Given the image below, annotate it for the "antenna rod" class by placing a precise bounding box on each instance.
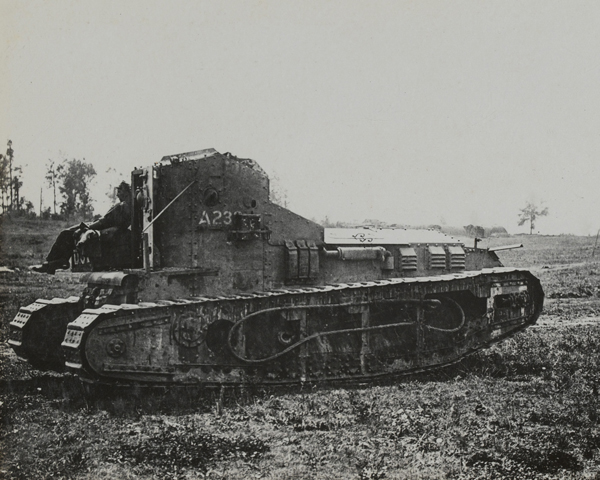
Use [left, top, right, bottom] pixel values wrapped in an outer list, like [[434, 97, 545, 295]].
[[142, 180, 197, 233]]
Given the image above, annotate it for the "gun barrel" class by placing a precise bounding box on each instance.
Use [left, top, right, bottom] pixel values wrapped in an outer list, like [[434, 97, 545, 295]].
[[489, 243, 524, 252]]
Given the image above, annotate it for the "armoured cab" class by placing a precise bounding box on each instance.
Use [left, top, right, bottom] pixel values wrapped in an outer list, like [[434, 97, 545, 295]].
[[89, 148, 503, 302], [130, 149, 323, 299]]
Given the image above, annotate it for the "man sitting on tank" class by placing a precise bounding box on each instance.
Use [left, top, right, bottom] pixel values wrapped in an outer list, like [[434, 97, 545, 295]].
[[32, 182, 132, 274]]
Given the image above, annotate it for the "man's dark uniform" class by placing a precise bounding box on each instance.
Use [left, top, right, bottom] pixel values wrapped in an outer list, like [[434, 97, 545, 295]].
[[33, 183, 131, 274]]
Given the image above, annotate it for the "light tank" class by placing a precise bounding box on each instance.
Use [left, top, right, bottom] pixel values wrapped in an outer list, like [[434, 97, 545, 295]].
[[9, 148, 544, 387]]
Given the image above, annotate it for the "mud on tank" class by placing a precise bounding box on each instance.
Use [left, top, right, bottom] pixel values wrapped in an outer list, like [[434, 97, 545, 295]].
[[9, 148, 544, 386]]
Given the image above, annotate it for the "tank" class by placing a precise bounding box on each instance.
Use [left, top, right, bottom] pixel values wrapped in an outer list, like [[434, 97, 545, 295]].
[[9, 149, 544, 387]]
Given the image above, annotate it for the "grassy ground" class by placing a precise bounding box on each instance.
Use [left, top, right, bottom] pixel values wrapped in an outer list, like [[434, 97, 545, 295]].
[[0, 216, 73, 268], [1, 328, 598, 480], [1, 218, 599, 479]]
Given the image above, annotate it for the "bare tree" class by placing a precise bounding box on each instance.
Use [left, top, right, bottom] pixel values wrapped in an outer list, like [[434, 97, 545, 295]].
[[7, 140, 14, 208], [0, 153, 7, 213], [45, 160, 63, 215], [0, 142, 25, 213], [12, 169, 23, 211], [518, 202, 549, 234]]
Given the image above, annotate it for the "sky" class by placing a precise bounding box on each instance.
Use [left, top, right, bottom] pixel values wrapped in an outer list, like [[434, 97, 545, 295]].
[[1, 0, 599, 235]]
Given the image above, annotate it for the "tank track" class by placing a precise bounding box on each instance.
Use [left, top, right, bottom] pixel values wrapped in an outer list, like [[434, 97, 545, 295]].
[[60, 267, 543, 387], [9, 296, 83, 371]]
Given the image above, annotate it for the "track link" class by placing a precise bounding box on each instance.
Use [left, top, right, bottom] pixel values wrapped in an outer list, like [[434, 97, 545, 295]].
[[9, 296, 83, 371]]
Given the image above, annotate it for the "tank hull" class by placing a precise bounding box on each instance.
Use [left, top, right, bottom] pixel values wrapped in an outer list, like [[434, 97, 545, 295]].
[[57, 267, 542, 386]]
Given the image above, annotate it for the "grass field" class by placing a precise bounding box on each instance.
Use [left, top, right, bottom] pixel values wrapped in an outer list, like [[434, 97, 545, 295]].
[[1, 217, 599, 479]]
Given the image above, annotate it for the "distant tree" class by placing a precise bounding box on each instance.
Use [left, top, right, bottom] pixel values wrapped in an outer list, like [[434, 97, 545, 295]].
[[45, 160, 63, 215], [321, 216, 334, 227], [518, 202, 549, 234], [0, 153, 8, 212], [57, 158, 96, 220], [1, 143, 22, 213], [24, 200, 35, 214], [488, 226, 508, 237], [104, 166, 127, 205], [269, 171, 289, 208], [14, 198, 36, 219], [0, 155, 25, 213], [464, 224, 485, 238], [12, 170, 23, 211], [2, 140, 17, 212], [363, 218, 392, 228]]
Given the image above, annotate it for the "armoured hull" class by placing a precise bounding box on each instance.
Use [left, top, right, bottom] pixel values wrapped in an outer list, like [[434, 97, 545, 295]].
[[29, 268, 540, 386], [9, 149, 544, 388]]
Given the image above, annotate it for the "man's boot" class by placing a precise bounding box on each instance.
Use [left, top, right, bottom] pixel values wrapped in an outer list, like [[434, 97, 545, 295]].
[[31, 260, 70, 275]]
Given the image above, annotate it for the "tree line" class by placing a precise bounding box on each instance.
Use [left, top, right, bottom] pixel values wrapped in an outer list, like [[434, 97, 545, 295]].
[[44, 158, 96, 220], [2, 139, 550, 232], [0, 140, 27, 214], [0, 140, 98, 221]]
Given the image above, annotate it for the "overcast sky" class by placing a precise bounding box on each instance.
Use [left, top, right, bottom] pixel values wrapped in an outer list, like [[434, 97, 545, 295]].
[[2, 0, 599, 235]]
